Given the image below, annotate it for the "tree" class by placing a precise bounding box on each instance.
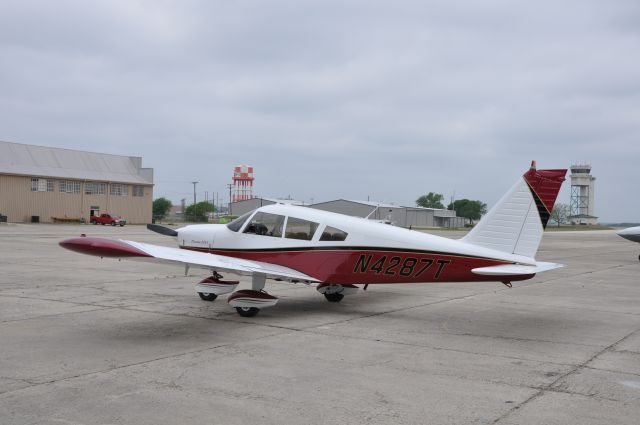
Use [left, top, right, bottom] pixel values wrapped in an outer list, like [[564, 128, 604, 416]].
[[448, 199, 487, 221], [152, 197, 172, 219], [184, 201, 215, 219], [416, 192, 445, 209], [550, 203, 570, 227]]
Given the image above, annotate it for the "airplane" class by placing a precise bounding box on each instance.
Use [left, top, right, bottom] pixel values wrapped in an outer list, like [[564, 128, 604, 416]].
[[60, 161, 567, 317], [617, 226, 640, 261]]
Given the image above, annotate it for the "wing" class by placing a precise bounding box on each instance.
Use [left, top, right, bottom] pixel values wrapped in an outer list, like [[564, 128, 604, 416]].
[[60, 237, 320, 283]]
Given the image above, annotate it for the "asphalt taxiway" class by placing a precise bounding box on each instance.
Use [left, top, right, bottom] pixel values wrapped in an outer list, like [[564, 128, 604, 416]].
[[0, 224, 639, 424]]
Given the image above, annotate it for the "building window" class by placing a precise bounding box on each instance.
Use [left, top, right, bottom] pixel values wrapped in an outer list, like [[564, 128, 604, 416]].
[[31, 178, 53, 192], [132, 185, 144, 197], [110, 183, 129, 196], [85, 182, 106, 195], [59, 180, 81, 194]]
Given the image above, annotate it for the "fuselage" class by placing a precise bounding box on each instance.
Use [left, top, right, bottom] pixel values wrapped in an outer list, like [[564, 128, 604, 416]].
[[175, 204, 536, 285]]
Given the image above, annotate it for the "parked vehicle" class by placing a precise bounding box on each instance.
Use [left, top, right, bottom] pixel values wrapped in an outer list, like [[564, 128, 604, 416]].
[[90, 213, 126, 226]]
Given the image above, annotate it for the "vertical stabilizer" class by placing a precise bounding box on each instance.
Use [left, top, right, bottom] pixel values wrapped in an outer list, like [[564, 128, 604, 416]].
[[462, 162, 566, 259]]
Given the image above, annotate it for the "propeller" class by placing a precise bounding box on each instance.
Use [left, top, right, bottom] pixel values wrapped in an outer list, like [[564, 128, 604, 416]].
[[147, 224, 178, 237]]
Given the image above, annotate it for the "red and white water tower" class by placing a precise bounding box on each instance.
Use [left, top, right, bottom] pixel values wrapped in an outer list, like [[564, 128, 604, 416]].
[[231, 165, 254, 202]]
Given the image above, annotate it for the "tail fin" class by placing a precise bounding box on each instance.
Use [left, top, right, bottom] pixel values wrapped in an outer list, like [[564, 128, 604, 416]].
[[462, 161, 567, 259]]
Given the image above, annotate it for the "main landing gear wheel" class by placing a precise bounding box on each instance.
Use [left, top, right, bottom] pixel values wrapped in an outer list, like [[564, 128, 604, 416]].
[[324, 293, 344, 303], [198, 292, 217, 301], [235, 306, 260, 317]]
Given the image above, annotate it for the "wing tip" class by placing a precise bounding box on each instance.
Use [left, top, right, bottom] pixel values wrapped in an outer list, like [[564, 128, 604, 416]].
[[60, 237, 152, 258]]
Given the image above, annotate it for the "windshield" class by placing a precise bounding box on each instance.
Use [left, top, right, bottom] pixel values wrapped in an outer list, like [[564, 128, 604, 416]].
[[226, 211, 253, 232]]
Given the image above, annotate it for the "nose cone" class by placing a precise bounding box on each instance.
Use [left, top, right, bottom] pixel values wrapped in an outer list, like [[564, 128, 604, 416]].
[[617, 226, 640, 243]]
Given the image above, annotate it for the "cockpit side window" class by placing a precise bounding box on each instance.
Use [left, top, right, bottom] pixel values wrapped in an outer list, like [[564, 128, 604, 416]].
[[226, 211, 253, 232], [243, 212, 285, 237], [320, 226, 348, 241], [285, 217, 319, 241]]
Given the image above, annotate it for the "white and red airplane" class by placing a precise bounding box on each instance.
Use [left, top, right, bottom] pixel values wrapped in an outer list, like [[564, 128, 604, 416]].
[[60, 162, 567, 317]]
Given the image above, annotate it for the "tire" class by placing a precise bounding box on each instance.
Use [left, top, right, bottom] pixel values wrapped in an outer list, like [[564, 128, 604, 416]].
[[198, 292, 217, 301], [120, 223, 125, 227], [111, 222, 116, 226], [324, 293, 344, 303], [235, 307, 260, 317]]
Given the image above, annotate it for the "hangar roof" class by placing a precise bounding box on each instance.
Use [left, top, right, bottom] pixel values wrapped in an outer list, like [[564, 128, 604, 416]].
[[0, 140, 153, 184]]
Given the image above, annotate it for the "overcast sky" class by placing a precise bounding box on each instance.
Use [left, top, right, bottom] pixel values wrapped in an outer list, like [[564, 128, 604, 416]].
[[1, 1, 638, 221]]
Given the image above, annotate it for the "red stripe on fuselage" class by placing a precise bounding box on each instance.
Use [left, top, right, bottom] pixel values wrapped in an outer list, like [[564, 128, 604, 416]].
[[183, 247, 532, 284]]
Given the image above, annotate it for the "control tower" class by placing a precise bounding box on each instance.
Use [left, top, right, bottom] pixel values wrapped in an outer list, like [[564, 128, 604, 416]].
[[569, 164, 597, 225], [231, 165, 254, 202]]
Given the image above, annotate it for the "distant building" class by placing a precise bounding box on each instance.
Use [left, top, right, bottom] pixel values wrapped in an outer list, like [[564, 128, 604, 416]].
[[230, 197, 305, 216], [229, 197, 466, 228], [0, 140, 153, 224], [310, 199, 465, 228], [168, 205, 183, 218], [568, 164, 598, 225]]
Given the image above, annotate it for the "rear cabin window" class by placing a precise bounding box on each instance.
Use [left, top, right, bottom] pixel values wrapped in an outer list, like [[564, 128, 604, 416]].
[[243, 212, 285, 237], [320, 226, 348, 241], [226, 211, 253, 232], [285, 217, 319, 241]]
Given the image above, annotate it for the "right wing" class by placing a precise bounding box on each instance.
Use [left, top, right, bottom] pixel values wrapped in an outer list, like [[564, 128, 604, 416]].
[[60, 236, 320, 283]]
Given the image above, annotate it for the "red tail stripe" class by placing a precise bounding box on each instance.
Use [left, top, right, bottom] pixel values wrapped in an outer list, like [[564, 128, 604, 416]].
[[523, 168, 567, 213]]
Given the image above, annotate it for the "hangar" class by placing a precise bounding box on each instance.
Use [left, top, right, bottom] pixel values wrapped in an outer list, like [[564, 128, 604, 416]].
[[0, 140, 153, 224], [229, 198, 466, 228], [309, 199, 466, 228], [229, 197, 305, 216]]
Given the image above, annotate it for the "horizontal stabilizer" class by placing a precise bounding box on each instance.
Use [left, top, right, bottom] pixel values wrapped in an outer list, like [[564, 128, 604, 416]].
[[471, 262, 563, 276]]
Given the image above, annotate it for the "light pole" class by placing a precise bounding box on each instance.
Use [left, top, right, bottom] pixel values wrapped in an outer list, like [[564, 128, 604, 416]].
[[192, 181, 198, 221], [227, 183, 233, 216]]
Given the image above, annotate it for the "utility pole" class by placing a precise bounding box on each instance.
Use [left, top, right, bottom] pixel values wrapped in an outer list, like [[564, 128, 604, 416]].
[[227, 184, 233, 216], [192, 181, 198, 220]]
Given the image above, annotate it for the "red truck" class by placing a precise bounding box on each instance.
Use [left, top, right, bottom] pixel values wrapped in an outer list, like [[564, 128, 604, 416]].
[[90, 213, 126, 226]]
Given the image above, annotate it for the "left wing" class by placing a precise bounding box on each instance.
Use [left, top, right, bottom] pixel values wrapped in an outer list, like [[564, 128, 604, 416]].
[[60, 237, 320, 283]]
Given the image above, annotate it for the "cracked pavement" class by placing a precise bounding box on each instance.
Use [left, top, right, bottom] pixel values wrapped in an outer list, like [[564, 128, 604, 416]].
[[0, 224, 639, 424]]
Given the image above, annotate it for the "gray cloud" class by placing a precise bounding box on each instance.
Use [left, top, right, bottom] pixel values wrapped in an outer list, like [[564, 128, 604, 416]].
[[1, 0, 638, 221]]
